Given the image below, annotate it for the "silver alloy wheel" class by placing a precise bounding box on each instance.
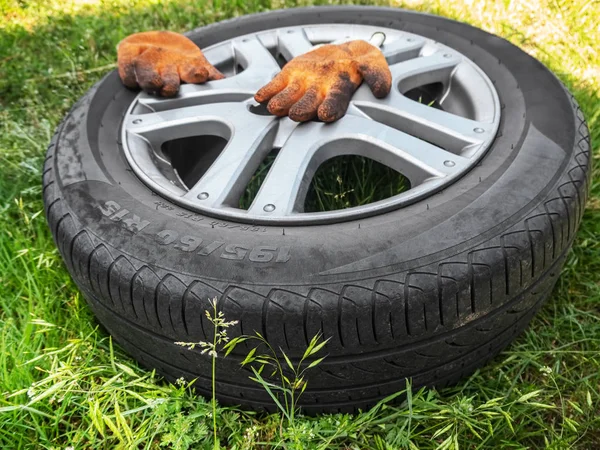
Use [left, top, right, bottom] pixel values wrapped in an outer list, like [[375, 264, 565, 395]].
[[122, 24, 501, 225]]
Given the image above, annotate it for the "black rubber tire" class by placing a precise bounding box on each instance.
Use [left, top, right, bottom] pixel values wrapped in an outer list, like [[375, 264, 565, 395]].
[[43, 6, 591, 414]]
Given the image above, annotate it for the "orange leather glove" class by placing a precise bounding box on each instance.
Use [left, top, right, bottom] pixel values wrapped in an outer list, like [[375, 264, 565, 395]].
[[255, 40, 392, 122], [117, 31, 224, 97]]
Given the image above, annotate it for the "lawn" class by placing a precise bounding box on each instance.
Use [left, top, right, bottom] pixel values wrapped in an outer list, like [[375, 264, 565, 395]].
[[1, 0, 599, 448]]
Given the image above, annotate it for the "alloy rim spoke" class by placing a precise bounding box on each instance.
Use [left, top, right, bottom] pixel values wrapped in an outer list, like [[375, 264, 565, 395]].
[[136, 86, 255, 113], [381, 36, 425, 64], [182, 115, 278, 207], [232, 35, 282, 75], [126, 103, 241, 148], [389, 51, 462, 91], [277, 28, 314, 60], [352, 94, 492, 154], [247, 124, 321, 216]]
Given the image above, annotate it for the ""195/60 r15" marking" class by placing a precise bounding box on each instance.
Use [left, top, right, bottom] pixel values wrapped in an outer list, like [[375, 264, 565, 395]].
[[156, 229, 291, 263]]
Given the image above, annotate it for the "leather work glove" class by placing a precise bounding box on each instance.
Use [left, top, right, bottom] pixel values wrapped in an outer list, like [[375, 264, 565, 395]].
[[117, 31, 224, 97], [255, 40, 392, 122]]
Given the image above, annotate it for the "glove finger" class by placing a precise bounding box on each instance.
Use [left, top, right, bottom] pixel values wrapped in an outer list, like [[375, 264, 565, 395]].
[[254, 73, 288, 104], [159, 65, 180, 97], [288, 88, 324, 122], [117, 43, 142, 88], [358, 54, 392, 98], [132, 47, 165, 94], [179, 57, 209, 84], [267, 81, 305, 117], [208, 66, 226, 80], [202, 56, 225, 81], [186, 51, 225, 81], [318, 76, 357, 122]]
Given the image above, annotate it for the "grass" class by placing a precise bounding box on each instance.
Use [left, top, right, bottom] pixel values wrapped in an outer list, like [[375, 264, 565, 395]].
[[1, 0, 599, 448]]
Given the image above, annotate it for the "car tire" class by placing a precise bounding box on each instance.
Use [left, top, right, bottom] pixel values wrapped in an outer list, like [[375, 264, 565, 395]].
[[43, 6, 591, 413]]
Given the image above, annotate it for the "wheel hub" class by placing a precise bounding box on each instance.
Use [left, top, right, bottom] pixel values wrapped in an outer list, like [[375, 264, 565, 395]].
[[122, 24, 501, 225]]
